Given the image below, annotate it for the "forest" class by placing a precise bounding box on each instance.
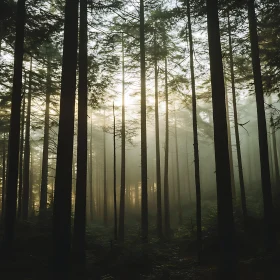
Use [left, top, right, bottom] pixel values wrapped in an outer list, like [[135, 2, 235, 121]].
[[0, 0, 280, 279]]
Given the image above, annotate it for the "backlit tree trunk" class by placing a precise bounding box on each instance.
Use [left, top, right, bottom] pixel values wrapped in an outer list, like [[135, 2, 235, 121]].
[[206, 0, 237, 278]]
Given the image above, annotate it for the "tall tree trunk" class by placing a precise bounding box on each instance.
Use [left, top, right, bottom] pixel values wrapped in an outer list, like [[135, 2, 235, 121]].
[[113, 103, 118, 240], [89, 117, 94, 222], [39, 55, 51, 220], [103, 111, 108, 227], [18, 73, 26, 219], [185, 135, 192, 202], [29, 147, 33, 216], [1, 133, 6, 221], [52, 0, 79, 276], [225, 87, 236, 199], [119, 33, 126, 241], [271, 116, 280, 189], [3, 0, 26, 250], [186, 0, 201, 262], [174, 115, 182, 225], [73, 0, 88, 264], [140, 0, 148, 243], [228, 12, 247, 220], [22, 58, 32, 221], [268, 130, 274, 185], [154, 28, 162, 238], [163, 53, 171, 238], [206, 0, 237, 278], [247, 0, 276, 250], [269, 96, 280, 189]]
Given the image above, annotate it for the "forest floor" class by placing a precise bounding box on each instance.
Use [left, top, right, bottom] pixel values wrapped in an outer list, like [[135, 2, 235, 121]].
[[0, 215, 280, 280]]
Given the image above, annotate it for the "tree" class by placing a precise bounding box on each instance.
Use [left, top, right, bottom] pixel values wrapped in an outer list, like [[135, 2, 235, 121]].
[[1, 132, 6, 222], [2, 0, 26, 251], [39, 52, 52, 220], [52, 0, 79, 276], [163, 43, 170, 238], [247, 0, 276, 250], [140, 0, 148, 243], [103, 110, 108, 227], [154, 27, 162, 239], [206, 0, 237, 278], [73, 0, 88, 264], [227, 11, 247, 221], [186, 0, 202, 262], [119, 32, 126, 241], [17, 73, 26, 219], [113, 102, 118, 240], [22, 57, 32, 220]]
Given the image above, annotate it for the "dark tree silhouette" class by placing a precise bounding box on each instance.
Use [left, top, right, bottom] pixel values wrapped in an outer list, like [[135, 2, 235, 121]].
[[73, 0, 88, 265], [140, 0, 148, 242], [247, 0, 276, 250], [206, 0, 237, 278], [2, 0, 26, 251], [52, 0, 79, 276]]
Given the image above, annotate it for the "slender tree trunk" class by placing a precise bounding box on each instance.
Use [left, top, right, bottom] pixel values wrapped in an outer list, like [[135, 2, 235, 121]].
[[103, 111, 108, 227], [206, 0, 237, 278], [73, 0, 88, 264], [225, 87, 236, 199], [39, 55, 51, 219], [185, 135, 192, 202], [228, 12, 247, 220], [52, 0, 79, 276], [171, 153, 176, 210], [271, 117, 280, 189], [247, 0, 276, 250], [140, 0, 148, 243], [269, 96, 280, 189], [154, 29, 162, 238], [163, 53, 171, 238], [89, 117, 94, 222], [29, 147, 33, 216], [113, 103, 117, 240], [22, 58, 32, 221], [1, 133, 6, 221], [119, 33, 126, 241], [174, 115, 182, 225], [186, 0, 201, 262], [268, 130, 274, 185], [3, 0, 26, 250], [18, 73, 26, 219]]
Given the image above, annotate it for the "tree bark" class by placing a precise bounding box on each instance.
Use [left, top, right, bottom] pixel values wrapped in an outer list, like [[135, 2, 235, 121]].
[[39, 54, 51, 219], [154, 28, 162, 239], [185, 135, 192, 202], [271, 116, 280, 189], [140, 0, 148, 243], [103, 110, 108, 227], [17, 73, 26, 219], [73, 0, 88, 265], [1, 133, 6, 221], [247, 0, 276, 250], [206, 0, 237, 278], [52, 0, 79, 276], [186, 0, 201, 262], [113, 103, 118, 240], [22, 57, 32, 221], [119, 33, 126, 241], [228, 12, 247, 220], [89, 117, 94, 222], [225, 87, 236, 199], [163, 53, 171, 238], [3, 0, 26, 250]]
